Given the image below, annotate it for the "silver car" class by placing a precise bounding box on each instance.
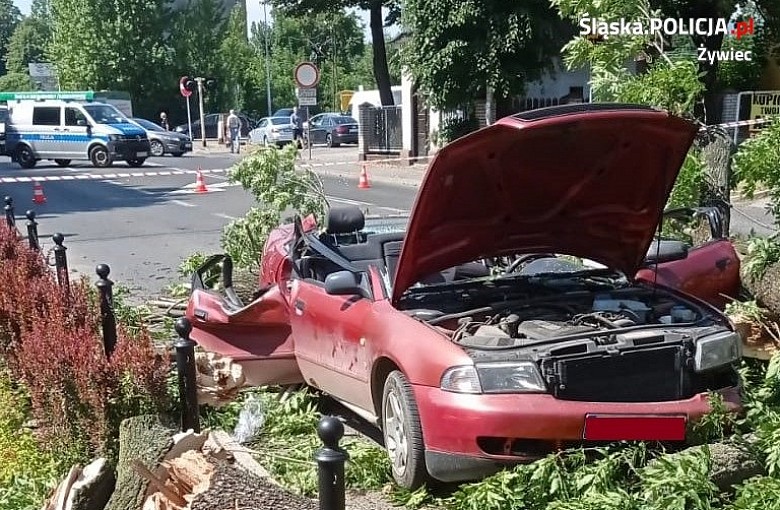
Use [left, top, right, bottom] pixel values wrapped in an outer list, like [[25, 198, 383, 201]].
[[248, 116, 295, 146]]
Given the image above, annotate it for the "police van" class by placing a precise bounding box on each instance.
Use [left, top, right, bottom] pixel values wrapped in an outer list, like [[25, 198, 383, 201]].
[[4, 95, 150, 169]]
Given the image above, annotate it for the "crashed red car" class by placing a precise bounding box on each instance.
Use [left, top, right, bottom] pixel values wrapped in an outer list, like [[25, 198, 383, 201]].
[[186, 104, 743, 489]]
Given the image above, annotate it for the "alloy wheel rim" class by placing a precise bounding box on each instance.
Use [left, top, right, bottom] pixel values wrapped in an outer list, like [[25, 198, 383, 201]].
[[384, 388, 408, 476], [151, 141, 163, 156], [95, 151, 107, 164]]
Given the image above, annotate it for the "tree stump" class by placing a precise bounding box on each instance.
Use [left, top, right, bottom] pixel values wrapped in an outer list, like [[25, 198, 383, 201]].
[[742, 261, 780, 317]]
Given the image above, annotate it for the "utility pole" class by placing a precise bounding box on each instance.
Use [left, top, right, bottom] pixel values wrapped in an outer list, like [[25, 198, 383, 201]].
[[263, 0, 272, 117], [195, 77, 207, 147]]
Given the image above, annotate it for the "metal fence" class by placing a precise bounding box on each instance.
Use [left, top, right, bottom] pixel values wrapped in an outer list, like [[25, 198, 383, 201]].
[[360, 105, 403, 153]]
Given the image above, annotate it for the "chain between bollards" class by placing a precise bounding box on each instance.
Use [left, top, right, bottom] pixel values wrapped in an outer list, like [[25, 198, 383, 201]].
[[315, 416, 349, 510], [25, 210, 39, 251], [4, 196, 15, 229], [52, 233, 69, 294], [95, 264, 117, 357], [174, 317, 200, 433]]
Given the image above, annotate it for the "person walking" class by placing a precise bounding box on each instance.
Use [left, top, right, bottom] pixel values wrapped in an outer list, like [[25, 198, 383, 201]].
[[160, 112, 170, 131], [227, 109, 241, 154], [291, 107, 304, 149]]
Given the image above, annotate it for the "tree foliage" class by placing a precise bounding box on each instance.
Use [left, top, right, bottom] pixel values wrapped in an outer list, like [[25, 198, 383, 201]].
[[271, 0, 399, 105], [402, 0, 568, 110], [4, 16, 50, 75], [0, 0, 21, 76]]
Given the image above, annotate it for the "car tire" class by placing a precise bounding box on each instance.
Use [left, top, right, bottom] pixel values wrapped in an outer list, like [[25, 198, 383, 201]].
[[326, 134, 333, 148], [126, 158, 146, 167], [90, 146, 112, 168], [54, 159, 71, 167], [16, 145, 36, 169], [150, 140, 165, 157], [382, 370, 428, 489], [263, 136, 268, 147]]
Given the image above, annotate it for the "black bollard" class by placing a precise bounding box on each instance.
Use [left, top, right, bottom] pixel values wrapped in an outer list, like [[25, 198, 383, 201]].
[[4, 196, 15, 229], [314, 416, 349, 510], [96, 264, 118, 357], [25, 210, 39, 251], [174, 317, 200, 433], [52, 233, 69, 293]]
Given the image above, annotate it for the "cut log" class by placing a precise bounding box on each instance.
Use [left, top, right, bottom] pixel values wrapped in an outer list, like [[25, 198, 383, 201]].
[[645, 441, 764, 492], [41, 465, 81, 510], [742, 261, 780, 317], [104, 415, 177, 510], [189, 461, 318, 510], [195, 353, 246, 408], [131, 460, 188, 508], [66, 457, 116, 510]]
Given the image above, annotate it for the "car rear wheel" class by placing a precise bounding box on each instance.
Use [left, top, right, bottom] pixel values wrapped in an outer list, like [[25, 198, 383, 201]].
[[16, 145, 36, 169], [382, 370, 428, 489], [150, 140, 164, 157], [90, 146, 112, 168], [126, 158, 146, 167], [54, 159, 71, 167], [326, 134, 333, 147]]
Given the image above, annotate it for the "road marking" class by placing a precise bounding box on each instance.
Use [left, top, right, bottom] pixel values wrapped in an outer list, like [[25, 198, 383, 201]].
[[171, 199, 196, 207], [0, 167, 230, 184], [213, 213, 237, 220]]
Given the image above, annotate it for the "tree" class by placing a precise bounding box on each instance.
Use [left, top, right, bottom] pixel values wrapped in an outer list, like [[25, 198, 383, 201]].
[[0, 0, 21, 76], [219, 3, 257, 111], [401, 0, 568, 110], [0, 71, 33, 90], [271, 0, 399, 106], [5, 17, 51, 75]]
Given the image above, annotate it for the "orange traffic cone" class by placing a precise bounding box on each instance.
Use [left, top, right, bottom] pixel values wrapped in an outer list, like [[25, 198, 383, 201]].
[[194, 169, 209, 193], [358, 165, 371, 189], [32, 181, 46, 204]]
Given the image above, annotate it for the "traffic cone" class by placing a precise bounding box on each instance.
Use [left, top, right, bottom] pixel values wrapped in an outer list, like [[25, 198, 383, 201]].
[[194, 169, 209, 193], [358, 165, 371, 189], [32, 181, 46, 204]]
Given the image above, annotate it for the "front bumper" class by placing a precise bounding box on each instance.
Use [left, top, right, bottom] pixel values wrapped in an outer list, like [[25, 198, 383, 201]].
[[108, 139, 152, 160], [414, 384, 742, 482], [163, 139, 192, 154]]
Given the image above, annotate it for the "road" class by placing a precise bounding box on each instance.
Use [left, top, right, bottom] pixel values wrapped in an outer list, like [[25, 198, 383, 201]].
[[0, 146, 418, 296]]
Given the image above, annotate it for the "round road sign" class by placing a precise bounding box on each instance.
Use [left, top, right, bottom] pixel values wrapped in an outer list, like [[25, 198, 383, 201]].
[[179, 76, 192, 98], [294, 62, 320, 88]]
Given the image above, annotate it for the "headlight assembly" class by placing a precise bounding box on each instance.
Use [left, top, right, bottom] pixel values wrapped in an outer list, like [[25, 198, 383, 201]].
[[440, 362, 547, 394], [694, 331, 741, 372], [108, 134, 121, 142]]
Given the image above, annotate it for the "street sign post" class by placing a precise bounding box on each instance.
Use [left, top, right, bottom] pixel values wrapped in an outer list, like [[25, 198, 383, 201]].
[[296, 87, 317, 106], [294, 62, 320, 160]]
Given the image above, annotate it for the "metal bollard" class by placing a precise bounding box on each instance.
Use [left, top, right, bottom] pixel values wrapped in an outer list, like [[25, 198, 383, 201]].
[[52, 233, 69, 293], [315, 416, 349, 510], [25, 210, 39, 251], [173, 317, 200, 433], [95, 264, 117, 357], [4, 196, 15, 229]]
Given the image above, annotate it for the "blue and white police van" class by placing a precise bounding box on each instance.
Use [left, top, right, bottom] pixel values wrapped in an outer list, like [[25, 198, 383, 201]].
[[2, 92, 151, 169]]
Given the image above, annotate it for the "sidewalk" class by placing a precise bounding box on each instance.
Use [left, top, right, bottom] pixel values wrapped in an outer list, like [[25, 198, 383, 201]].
[[302, 160, 427, 188]]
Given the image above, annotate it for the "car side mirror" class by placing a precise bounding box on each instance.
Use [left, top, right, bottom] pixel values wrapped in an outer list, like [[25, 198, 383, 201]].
[[644, 239, 689, 265], [77, 119, 87, 127], [324, 270, 369, 299]]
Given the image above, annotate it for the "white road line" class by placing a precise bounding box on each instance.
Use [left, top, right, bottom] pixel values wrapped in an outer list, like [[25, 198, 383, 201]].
[[171, 199, 196, 207], [60, 175, 76, 180], [102, 173, 118, 178], [213, 213, 237, 220], [16, 177, 32, 182], [104, 180, 122, 186], [130, 172, 145, 177], [326, 196, 372, 206], [75, 175, 90, 180], [116, 173, 131, 178], [46, 175, 62, 181]]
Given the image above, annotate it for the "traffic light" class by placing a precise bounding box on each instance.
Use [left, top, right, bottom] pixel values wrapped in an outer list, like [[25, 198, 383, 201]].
[[184, 78, 197, 92], [205, 78, 217, 90]]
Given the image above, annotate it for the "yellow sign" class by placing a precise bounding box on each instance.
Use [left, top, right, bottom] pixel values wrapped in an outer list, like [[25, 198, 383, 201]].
[[749, 91, 780, 135], [339, 90, 354, 113]]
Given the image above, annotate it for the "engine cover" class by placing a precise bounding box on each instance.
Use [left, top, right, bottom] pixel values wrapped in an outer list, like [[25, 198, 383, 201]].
[[516, 320, 594, 340]]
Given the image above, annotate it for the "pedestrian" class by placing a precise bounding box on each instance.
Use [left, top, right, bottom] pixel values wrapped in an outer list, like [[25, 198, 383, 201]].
[[291, 107, 304, 149], [160, 112, 170, 131], [227, 109, 241, 154]]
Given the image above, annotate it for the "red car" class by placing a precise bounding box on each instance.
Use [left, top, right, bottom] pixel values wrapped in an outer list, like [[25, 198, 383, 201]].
[[186, 104, 743, 489]]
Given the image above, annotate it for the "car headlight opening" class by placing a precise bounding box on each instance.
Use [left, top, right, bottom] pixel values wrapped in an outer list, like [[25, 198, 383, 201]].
[[441, 362, 547, 394], [108, 134, 121, 142], [694, 331, 741, 372]]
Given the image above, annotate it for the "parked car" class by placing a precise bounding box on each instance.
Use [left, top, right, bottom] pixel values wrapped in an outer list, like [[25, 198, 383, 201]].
[[130, 117, 192, 157], [303, 113, 359, 147], [248, 117, 295, 146], [272, 108, 294, 118], [185, 104, 743, 489], [174, 113, 251, 140]]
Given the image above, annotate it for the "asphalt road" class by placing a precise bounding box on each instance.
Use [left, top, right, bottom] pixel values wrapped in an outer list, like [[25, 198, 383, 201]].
[[0, 146, 417, 296]]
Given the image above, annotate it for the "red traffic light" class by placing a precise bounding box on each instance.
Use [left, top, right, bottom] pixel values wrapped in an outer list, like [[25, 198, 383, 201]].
[[179, 76, 194, 97]]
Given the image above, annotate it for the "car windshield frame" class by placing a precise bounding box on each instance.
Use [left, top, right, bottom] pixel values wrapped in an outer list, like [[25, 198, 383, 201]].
[[133, 118, 166, 132], [269, 117, 290, 125], [84, 104, 129, 124]]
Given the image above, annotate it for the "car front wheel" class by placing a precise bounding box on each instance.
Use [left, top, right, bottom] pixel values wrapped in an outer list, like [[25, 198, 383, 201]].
[[16, 145, 36, 169], [90, 146, 112, 168], [382, 370, 428, 489], [150, 140, 165, 157]]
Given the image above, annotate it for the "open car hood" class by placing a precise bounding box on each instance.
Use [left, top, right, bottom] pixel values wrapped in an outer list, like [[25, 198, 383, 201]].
[[391, 104, 699, 304]]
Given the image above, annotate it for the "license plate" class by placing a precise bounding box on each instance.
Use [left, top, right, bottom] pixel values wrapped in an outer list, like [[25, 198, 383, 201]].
[[184, 143, 192, 148], [137, 151, 148, 157], [350, 128, 357, 132], [583, 414, 687, 441]]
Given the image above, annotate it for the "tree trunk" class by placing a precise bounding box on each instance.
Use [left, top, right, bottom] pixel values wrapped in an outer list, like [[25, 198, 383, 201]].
[[369, 0, 394, 106]]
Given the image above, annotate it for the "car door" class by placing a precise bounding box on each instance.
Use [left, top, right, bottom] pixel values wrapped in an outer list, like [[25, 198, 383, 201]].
[[62, 106, 89, 159], [255, 119, 268, 143], [288, 275, 374, 406], [307, 115, 324, 144], [635, 207, 740, 309], [205, 114, 219, 138], [31, 106, 61, 158]]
